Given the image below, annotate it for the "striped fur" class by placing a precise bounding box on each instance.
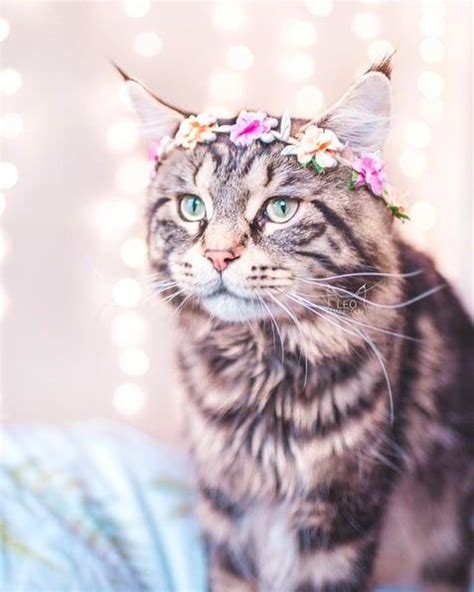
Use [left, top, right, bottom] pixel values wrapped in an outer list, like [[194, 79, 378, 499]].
[[135, 64, 473, 591]]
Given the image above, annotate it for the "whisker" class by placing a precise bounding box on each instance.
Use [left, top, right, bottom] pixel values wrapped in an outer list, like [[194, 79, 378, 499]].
[[174, 293, 194, 316], [256, 295, 277, 354], [302, 269, 423, 282], [319, 305, 420, 342], [162, 289, 184, 304], [259, 294, 285, 361], [285, 291, 395, 424], [266, 290, 309, 386]]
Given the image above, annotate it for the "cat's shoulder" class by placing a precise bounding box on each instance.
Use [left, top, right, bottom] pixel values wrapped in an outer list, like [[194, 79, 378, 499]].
[[397, 239, 472, 340]]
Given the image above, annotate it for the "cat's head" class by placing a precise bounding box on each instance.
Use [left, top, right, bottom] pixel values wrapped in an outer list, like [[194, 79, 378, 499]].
[[123, 58, 401, 324]]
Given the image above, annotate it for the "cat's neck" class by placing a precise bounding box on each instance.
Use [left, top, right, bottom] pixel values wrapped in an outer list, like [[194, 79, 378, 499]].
[[178, 306, 399, 369]]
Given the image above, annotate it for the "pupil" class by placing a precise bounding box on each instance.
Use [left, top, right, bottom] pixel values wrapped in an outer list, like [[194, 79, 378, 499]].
[[191, 198, 199, 213], [279, 200, 287, 214]]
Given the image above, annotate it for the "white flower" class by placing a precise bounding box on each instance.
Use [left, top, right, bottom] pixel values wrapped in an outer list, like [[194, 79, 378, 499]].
[[175, 113, 218, 149], [293, 125, 343, 168]]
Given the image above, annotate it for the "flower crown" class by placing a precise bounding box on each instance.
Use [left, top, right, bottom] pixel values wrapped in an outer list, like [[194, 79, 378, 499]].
[[150, 110, 408, 221]]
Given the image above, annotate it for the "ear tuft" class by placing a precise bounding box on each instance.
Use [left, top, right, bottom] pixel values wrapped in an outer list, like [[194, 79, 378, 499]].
[[365, 52, 395, 80], [111, 61, 133, 82], [317, 69, 392, 153], [112, 64, 186, 143]]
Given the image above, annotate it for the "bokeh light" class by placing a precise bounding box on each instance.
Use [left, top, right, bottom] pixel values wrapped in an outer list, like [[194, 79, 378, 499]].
[[280, 53, 315, 82], [225, 45, 254, 71], [419, 97, 444, 123], [0, 18, 10, 42], [304, 0, 333, 17], [119, 348, 149, 376], [0, 229, 8, 262], [113, 383, 146, 415], [404, 120, 432, 149], [112, 311, 147, 347], [107, 118, 139, 153], [121, 237, 148, 268], [0, 69, 22, 95], [113, 278, 142, 308], [352, 12, 381, 40], [0, 287, 8, 321], [134, 32, 162, 57], [0, 162, 19, 190], [418, 71, 444, 99], [115, 156, 150, 194], [91, 198, 138, 240], [420, 14, 445, 37], [410, 200, 437, 232], [123, 0, 151, 18], [0, 113, 23, 138], [211, 3, 244, 32], [419, 38, 445, 64], [282, 19, 317, 48], [399, 148, 427, 178]]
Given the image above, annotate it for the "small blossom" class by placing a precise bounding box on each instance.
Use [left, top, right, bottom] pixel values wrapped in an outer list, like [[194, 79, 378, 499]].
[[229, 111, 278, 147], [293, 125, 343, 169], [149, 136, 172, 162], [175, 114, 218, 149], [148, 136, 173, 178], [352, 152, 386, 196]]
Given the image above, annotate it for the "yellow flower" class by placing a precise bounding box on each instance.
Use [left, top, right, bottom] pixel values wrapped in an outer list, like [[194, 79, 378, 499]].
[[295, 125, 343, 167], [175, 114, 218, 149]]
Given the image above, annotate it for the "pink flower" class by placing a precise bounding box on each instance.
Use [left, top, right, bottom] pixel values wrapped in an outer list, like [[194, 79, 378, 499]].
[[352, 153, 386, 196], [229, 111, 278, 147]]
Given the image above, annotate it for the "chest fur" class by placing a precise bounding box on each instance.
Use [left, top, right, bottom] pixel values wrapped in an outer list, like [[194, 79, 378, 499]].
[[179, 340, 392, 501]]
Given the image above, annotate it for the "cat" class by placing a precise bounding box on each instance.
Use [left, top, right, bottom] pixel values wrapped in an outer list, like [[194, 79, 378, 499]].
[[119, 57, 473, 591]]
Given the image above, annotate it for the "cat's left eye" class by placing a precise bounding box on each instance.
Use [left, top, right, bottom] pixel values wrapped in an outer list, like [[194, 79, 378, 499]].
[[179, 195, 206, 222], [265, 197, 299, 223]]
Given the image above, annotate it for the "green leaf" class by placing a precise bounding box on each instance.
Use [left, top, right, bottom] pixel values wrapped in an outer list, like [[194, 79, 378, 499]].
[[388, 204, 410, 221], [311, 158, 324, 174], [348, 170, 359, 190]]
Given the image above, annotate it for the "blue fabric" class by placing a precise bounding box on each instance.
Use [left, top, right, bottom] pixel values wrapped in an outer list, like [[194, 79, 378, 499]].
[[0, 421, 206, 592], [0, 421, 460, 592]]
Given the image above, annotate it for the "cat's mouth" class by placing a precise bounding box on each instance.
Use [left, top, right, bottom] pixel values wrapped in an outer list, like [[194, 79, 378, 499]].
[[201, 287, 268, 322], [207, 287, 258, 303]]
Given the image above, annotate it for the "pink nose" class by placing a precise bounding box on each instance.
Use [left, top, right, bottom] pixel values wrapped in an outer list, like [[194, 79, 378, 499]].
[[205, 248, 241, 272]]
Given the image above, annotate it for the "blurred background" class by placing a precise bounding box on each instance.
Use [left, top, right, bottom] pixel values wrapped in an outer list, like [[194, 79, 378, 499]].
[[1, 0, 472, 442]]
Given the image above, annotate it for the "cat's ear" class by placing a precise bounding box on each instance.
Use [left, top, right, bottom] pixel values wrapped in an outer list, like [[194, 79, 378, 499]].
[[317, 58, 393, 152], [113, 63, 186, 142]]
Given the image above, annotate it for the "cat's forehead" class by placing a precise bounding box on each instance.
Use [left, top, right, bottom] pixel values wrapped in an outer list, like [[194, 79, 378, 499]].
[[155, 134, 332, 210]]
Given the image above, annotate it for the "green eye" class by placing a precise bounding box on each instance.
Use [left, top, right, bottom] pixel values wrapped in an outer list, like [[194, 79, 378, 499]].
[[265, 198, 299, 223], [179, 195, 206, 221]]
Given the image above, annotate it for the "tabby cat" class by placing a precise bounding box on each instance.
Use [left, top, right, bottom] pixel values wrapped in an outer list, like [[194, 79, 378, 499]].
[[120, 58, 473, 591]]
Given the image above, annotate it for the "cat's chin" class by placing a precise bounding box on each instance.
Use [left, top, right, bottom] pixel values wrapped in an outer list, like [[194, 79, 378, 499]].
[[201, 292, 268, 322]]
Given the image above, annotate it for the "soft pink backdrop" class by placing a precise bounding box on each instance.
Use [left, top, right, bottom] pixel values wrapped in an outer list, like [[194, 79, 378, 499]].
[[1, 0, 472, 441]]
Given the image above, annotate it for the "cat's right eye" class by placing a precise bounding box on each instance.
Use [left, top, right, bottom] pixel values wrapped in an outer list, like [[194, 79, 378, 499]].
[[179, 195, 206, 222]]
